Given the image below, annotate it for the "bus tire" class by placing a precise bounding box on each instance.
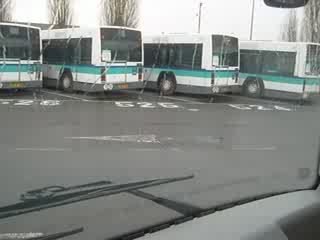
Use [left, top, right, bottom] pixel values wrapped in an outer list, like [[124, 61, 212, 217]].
[[60, 72, 73, 93], [159, 73, 176, 96], [242, 78, 264, 98]]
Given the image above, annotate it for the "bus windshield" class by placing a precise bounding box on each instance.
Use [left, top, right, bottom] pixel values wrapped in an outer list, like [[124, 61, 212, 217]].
[[0, 25, 40, 61], [306, 44, 320, 76], [212, 35, 239, 67], [100, 28, 142, 62]]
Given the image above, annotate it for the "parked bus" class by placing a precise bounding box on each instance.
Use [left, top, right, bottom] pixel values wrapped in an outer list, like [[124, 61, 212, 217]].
[[240, 41, 320, 100], [41, 26, 143, 93], [0, 23, 42, 90], [143, 34, 240, 96]]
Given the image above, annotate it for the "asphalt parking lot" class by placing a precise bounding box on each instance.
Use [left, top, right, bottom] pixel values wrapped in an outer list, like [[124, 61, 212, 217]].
[[1, 87, 320, 238]]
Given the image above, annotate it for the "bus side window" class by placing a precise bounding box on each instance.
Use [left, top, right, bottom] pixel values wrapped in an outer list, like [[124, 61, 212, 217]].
[[159, 45, 168, 67], [43, 39, 65, 64], [262, 51, 278, 74], [240, 50, 262, 74], [80, 38, 92, 64], [174, 44, 202, 70], [143, 44, 156, 67], [261, 51, 296, 76], [168, 45, 176, 67], [66, 39, 79, 64]]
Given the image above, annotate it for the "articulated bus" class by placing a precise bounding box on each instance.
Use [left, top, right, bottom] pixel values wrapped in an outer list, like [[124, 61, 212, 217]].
[[0, 23, 42, 90], [41, 26, 143, 93], [240, 41, 320, 100], [143, 34, 240, 96]]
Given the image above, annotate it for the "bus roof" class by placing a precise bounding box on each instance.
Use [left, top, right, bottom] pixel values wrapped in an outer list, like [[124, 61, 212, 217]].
[[41, 26, 141, 40], [144, 33, 238, 44], [240, 40, 320, 52], [0, 22, 41, 31]]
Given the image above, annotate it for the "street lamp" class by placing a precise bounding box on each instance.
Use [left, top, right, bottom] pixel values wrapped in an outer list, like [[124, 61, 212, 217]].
[[198, 2, 203, 33], [249, 0, 256, 40]]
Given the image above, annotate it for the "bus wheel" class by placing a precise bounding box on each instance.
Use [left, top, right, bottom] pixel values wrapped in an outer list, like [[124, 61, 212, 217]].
[[61, 73, 73, 93], [243, 78, 264, 98], [159, 75, 176, 96]]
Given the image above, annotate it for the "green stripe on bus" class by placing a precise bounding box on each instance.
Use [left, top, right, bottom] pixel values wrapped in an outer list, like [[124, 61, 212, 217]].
[[0, 64, 34, 73], [51, 64, 136, 75], [240, 73, 320, 86], [151, 68, 235, 79]]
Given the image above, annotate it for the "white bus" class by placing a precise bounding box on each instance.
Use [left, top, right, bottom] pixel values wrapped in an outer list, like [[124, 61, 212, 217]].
[[41, 26, 144, 93], [143, 34, 240, 95], [240, 41, 320, 99], [0, 23, 42, 90]]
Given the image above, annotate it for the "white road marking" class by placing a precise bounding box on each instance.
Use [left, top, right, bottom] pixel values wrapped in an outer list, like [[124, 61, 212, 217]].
[[162, 96, 204, 104], [232, 146, 277, 151], [0, 233, 44, 239], [41, 90, 89, 101], [157, 102, 181, 108], [128, 148, 162, 152], [65, 135, 161, 143], [188, 108, 200, 112], [228, 104, 293, 112], [15, 148, 72, 152]]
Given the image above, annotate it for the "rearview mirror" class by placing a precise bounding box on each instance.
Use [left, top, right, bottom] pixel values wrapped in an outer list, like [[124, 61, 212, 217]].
[[264, 0, 309, 8]]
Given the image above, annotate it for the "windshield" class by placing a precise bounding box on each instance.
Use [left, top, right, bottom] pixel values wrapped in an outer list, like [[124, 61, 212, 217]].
[[100, 28, 142, 62], [212, 35, 239, 67], [0, 1, 319, 240], [0, 25, 40, 60], [306, 44, 320, 75]]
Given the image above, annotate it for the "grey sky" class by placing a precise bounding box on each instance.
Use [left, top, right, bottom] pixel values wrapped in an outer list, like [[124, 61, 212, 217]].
[[13, 0, 296, 40]]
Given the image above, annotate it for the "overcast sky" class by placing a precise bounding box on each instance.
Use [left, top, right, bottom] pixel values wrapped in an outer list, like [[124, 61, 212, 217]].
[[13, 0, 300, 40]]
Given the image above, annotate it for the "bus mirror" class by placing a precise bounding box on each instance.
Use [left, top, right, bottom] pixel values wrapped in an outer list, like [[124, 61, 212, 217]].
[[212, 56, 219, 66], [264, 0, 309, 8], [102, 50, 112, 62]]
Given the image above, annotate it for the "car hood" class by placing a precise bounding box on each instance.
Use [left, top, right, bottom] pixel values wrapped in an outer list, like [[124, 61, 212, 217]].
[[0, 193, 182, 240]]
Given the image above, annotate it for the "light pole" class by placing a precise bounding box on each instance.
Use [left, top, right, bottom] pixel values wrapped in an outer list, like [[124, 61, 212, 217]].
[[249, 0, 256, 40], [198, 2, 203, 33]]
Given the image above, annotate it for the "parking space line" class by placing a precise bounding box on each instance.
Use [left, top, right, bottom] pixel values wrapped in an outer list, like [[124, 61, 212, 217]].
[[162, 96, 204, 104], [216, 93, 293, 105], [40, 90, 90, 101], [231, 146, 277, 151], [16, 148, 72, 152]]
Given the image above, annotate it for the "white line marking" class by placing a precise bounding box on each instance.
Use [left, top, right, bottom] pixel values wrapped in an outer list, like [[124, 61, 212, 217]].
[[16, 148, 72, 152], [162, 96, 204, 104], [129, 147, 184, 152], [188, 109, 200, 112], [232, 146, 277, 151], [41, 90, 89, 101], [65, 135, 161, 143], [128, 148, 162, 152]]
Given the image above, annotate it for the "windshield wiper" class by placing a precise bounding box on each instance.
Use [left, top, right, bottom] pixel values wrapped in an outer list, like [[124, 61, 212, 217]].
[[0, 175, 194, 219], [27, 227, 83, 240], [129, 190, 202, 215]]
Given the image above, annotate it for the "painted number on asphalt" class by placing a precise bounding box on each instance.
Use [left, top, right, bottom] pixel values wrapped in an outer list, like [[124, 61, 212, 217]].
[[14, 100, 34, 106], [1, 100, 62, 107], [115, 102, 181, 109], [228, 104, 292, 112]]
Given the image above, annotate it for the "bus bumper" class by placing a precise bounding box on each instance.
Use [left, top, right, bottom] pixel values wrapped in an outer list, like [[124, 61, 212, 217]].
[[0, 81, 42, 89], [73, 81, 144, 93]]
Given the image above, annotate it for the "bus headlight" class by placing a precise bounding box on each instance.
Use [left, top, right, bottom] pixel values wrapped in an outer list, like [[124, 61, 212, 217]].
[[0, 83, 3, 89]]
